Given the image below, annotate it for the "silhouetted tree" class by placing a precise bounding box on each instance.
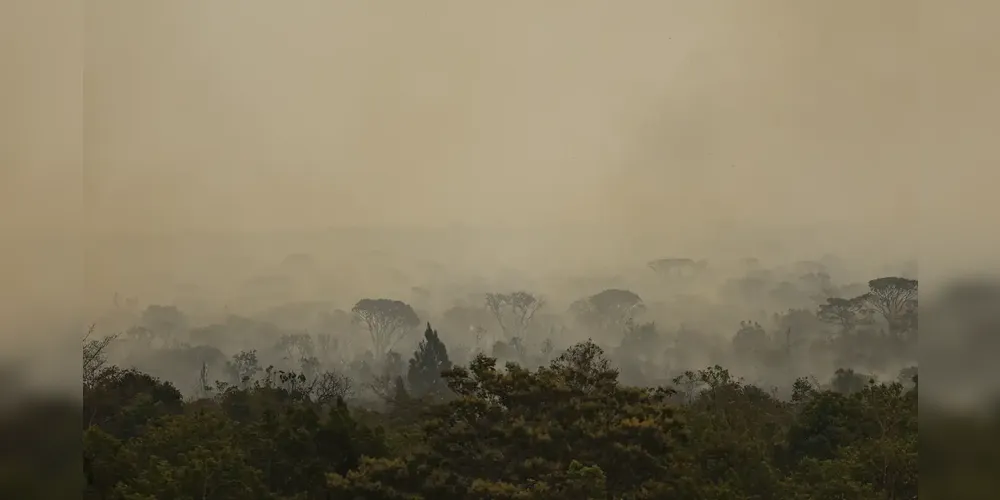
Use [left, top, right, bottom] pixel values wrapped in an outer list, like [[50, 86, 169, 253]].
[[139, 304, 188, 339], [733, 320, 769, 355], [83, 326, 118, 388], [618, 320, 661, 363], [352, 298, 420, 361], [484, 291, 544, 340], [863, 277, 918, 337], [817, 296, 868, 335], [570, 288, 645, 335], [225, 349, 262, 389], [407, 323, 453, 399]]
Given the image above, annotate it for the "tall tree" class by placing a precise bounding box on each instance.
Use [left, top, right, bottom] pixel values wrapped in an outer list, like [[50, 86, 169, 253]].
[[863, 277, 918, 336], [407, 323, 453, 399], [352, 298, 420, 361], [817, 297, 868, 335], [569, 288, 645, 335], [83, 325, 118, 388], [484, 291, 544, 340], [329, 340, 695, 499]]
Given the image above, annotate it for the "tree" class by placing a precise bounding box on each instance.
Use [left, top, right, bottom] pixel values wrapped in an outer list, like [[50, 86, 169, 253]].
[[123, 325, 156, 348], [569, 288, 645, 335], [276, 332, 315, 363], [484, 291, 544, 340], [617, 320, 661, 367], [829, 368, 872, 395], [225, 350, 263, 389], [328, 340, 696, 499], [732, 320, 769, 355], [798, 271, 837, 302], [310, 370, 355, 404], [899, 298, 918, 341], [817, 297, 868, 335], [99, 410, 270, 500], [83, 325, 118, 388], [81, 350, 920, 499], [407, 323, 453, 399], [352, 298, 421, 361], [85, 386, 387, 500], [83, 366, 184, 439], [774, 308, 823, 339], [863, 277, 918, 336], [783, 377, 916, 500], [139, 304, 187, 338], [371, 351, 409, 407]]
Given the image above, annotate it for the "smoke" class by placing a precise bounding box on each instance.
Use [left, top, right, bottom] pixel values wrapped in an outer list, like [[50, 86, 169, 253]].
[[3, 0, 995, 344], [81, 1, 913, 233]]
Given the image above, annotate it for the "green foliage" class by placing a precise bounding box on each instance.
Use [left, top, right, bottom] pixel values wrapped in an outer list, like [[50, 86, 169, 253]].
[[85, 338, 918, 500], [84, 362, 386, 500], [83, 366, 184, 439], [225, 349, 263, 389], [407, 323, 453, 399], [337, 343, 693, 498]]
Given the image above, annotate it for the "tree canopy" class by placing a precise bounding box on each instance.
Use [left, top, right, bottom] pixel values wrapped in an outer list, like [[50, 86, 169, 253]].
[[407, 322, 453, 399], [352, 298, 421, 361], [83, 336, 918, 500], [569, 288, 645, 335]]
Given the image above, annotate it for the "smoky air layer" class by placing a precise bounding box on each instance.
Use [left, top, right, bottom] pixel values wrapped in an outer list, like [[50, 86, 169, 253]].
[[81, 2, 916, 285], [2, 1, 996, 376], [83, 2, 919, 230]]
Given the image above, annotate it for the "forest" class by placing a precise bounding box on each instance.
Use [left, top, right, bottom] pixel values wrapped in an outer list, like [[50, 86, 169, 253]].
[[0, 251, 990, 499], [7, 1, 1000, 497], [64, 254, 935, 499]]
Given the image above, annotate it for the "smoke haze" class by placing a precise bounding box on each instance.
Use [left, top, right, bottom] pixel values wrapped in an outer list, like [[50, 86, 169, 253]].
[[82, 1, 918, 232], [2, 0, 995, 359]]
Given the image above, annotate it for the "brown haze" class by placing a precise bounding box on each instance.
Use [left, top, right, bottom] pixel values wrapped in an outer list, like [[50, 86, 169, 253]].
[[1, 1, 997, 382]]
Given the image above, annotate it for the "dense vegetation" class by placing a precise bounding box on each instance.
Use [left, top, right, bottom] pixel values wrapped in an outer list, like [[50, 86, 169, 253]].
[[82, 265, 925, 500], [0, 261, 965, 499], [84, 338, 917, 499], [60, 256, 1000, 499]]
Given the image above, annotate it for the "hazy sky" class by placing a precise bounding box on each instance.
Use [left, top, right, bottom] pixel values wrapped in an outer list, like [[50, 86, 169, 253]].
[[78, 1, 922, 234], [2, 1, 998, 346]]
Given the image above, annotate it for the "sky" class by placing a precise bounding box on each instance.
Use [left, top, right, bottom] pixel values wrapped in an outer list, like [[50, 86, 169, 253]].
[[77, 1, 921, 233], [1, 0, 997, 352]]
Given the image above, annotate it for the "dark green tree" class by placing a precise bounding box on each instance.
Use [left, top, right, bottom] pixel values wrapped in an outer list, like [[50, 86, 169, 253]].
[[407, 323, 453, 399], [329, 340, 698, 499], [83, 366, 184, 439]]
